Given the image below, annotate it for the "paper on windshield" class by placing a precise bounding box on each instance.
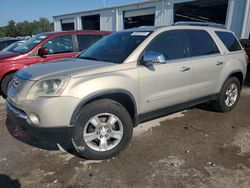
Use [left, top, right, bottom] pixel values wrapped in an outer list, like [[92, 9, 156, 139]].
[[131, 32, 150, 36]]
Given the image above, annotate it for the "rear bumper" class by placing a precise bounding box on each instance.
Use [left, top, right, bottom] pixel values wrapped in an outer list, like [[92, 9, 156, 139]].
[[6, 100, 72, 142]]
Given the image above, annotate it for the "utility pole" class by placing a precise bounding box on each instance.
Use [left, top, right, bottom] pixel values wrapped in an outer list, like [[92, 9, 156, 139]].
[[102, 0, 106, 7]]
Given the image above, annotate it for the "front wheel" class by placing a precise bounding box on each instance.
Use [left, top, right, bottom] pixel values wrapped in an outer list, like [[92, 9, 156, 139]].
[[71, 99, 133, 160], [213, 77, 241, 112], [1, 73, 15, 98]]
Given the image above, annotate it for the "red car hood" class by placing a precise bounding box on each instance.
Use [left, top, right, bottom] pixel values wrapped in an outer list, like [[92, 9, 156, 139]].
[[0, 51, 19, 61]]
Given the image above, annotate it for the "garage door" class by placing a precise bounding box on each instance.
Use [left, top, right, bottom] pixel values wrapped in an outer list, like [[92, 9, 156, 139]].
[[124, 8, 155, 29], [61, 18, 75, 31]]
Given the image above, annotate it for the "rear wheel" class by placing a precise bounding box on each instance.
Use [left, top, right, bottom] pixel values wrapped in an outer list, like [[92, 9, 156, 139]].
[[71, 99, 133, 160], [213, 77, 241, 112], [1, 73, 15, 98]]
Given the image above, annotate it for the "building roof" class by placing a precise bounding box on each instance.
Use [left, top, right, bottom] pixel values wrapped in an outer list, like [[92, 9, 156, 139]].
[[53, 0, 159, 18]]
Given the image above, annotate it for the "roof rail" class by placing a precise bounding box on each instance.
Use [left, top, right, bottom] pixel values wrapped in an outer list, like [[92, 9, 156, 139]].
[[174, 22, 226, 29]]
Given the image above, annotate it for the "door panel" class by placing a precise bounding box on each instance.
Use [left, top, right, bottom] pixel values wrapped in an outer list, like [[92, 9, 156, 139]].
[[190, 55, 224, 100], [138, 30, 192, 114], [183, 29, 224, 100], [37, 52, 77, 63], [139, 61, 192, 114]]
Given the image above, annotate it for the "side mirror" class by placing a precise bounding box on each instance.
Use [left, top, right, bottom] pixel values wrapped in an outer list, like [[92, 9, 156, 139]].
[[142, 51, 166, 65], [38, 47, 49, 56]]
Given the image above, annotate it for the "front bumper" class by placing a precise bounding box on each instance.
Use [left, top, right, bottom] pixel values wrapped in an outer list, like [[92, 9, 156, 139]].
[[6, 100, 73, 142], [7, 95, 80, 128]]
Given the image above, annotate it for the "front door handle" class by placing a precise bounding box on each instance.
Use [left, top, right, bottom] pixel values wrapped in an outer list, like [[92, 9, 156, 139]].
[[180, 66, 191, 72], [216, 61, 224, 66]]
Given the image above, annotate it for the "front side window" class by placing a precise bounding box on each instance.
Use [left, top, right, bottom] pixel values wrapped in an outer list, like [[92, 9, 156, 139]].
[[77, 31, 151, 64], [41, 35, 74, 55], [145, 30, 188, 61], [77, 34, 103, 52], [216, 31, 242, 52], [184, 30, 220, 57]]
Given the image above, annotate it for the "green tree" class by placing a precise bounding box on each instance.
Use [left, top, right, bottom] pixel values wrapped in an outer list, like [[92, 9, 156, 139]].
[[0, 27, 5, 37], [1, 18, 54, 38], [5, 20, 17, 37]]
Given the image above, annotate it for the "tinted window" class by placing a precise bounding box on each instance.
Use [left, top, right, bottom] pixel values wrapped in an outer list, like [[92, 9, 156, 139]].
[[216, 31, 242, 52], [185, 30, 220, 57], [42, 35, 74, 54], [145, 30, 188, 60], [77, 34, 103, 51]]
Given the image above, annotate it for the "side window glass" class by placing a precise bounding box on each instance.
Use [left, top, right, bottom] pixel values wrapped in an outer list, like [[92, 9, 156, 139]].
[[0, 42, 6, 49], [41, 35, 74, 55], [77, 34, 103, 52], [215, 31, 242, 52], [145, 30, 188, 61], [185, 30, 220, 57]]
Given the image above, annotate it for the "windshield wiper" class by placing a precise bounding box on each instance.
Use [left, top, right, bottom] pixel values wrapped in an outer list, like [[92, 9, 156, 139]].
[[78, 56, 99, 61]]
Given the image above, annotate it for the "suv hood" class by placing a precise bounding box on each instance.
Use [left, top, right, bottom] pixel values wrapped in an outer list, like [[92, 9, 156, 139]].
[[0, 51, 19, 61], [17, 58, 117, 80]]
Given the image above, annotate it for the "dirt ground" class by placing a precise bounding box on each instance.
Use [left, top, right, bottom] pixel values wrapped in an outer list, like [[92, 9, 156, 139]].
[[0, 70, 250, 188]]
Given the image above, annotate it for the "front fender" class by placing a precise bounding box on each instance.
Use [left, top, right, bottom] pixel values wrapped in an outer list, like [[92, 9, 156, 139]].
[[0, 63, 28, 81]]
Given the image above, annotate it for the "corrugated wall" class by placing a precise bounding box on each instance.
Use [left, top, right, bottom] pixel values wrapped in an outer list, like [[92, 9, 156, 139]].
[[53, 0, 250, 38]]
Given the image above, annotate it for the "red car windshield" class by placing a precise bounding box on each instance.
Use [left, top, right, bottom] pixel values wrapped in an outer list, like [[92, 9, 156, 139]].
[[12, 33, 51, 54]]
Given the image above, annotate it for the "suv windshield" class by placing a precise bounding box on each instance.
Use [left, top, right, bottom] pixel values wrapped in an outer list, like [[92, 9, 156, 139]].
[[77, 31, 151, 64], [12, 33, 51, 54]]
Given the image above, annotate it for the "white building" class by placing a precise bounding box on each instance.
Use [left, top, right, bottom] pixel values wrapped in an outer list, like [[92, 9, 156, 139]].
[[53, 0, 250, 39]]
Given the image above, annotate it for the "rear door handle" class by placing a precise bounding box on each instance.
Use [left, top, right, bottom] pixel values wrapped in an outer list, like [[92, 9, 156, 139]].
[[216, 61, 224, 66], [180, 66, 191, 72]]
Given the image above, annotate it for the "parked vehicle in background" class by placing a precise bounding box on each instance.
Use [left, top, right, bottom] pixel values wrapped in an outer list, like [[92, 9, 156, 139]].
[[239, 39, 250, 64], [0, 30, 110, 97], [16, 36, 31, 40], [0, 40, 26, 53], [0, 39, 21, 51], [6, 23, 247, 160]]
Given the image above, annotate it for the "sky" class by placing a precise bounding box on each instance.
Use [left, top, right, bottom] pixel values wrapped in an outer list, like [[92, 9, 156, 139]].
[[0, 0, 142, 27]]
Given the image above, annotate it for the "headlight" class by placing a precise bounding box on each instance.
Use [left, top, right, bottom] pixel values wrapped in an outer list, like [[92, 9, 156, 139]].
[[27, 76, 70, 100]]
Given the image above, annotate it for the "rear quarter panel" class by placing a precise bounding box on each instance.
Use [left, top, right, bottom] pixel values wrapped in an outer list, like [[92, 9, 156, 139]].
[[216, 51, 247, 92]]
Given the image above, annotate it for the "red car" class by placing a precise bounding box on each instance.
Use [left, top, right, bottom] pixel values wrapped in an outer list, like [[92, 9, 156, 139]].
[[0, 30, 110, 97]]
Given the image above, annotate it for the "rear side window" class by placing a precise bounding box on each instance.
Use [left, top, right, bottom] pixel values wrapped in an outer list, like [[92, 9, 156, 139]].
[[215, 31, 242, 52], [145, 30, 188, 61], [77, 34, 103, 51], [184, 30, 220, 57]]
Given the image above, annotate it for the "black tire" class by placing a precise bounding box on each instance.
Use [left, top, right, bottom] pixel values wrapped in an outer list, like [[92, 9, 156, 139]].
[[1, 73, 15, 98], [70, 99, 133, 160], [213, 77, 241, 112]]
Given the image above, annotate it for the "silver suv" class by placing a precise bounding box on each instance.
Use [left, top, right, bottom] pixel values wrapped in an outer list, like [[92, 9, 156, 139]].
[[6, 23, 248, 159]]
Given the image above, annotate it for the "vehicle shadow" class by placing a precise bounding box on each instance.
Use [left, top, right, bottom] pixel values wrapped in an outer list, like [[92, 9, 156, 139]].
[[5, 117, 59, 151], [0, 174, 20, 188]]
